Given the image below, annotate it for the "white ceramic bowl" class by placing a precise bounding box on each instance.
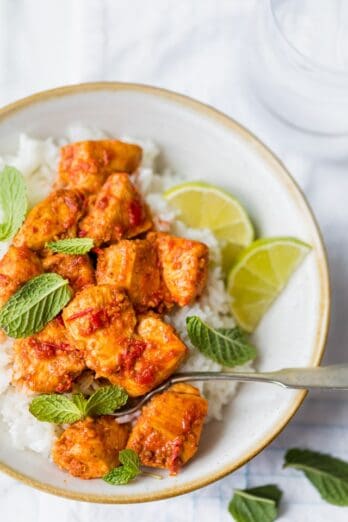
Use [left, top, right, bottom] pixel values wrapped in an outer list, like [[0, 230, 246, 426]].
[[0, 83, 330, 503]]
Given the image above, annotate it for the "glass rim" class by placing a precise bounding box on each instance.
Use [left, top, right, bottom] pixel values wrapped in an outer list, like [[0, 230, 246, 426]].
[[267, 0, 348, 81]]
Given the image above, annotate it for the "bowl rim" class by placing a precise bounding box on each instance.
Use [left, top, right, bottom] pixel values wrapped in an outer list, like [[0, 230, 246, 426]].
[[0, 81, 330, 503]]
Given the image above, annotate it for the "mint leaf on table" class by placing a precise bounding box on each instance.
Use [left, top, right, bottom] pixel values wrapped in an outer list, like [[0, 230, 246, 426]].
[[29, 394, 84, 424], [103, 449, 141, 485], [186, 316, 257, 367], [29, 386, 128, 424], [0, 166, 27, 242], [0, 273, 72, 338], [284, 448, 348, 506], [46, 238, 94, 255], [85, 385, 128, 416], [228, 485, 282, 522]]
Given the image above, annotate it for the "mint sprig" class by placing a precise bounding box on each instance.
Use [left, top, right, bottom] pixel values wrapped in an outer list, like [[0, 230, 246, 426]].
[[85, 386, 128, 416], [71, 393, 88, 415], [284, 448, 348, 506], [0, 273, 72, 338], [229, 485, 282, 522], [29, 385, 128, 424], [186, 316, 257, 367], [29, 394, 84, 424], [103, 449, 141, 485], [0, 166, 27, 242], [46, 238, 94, 255]]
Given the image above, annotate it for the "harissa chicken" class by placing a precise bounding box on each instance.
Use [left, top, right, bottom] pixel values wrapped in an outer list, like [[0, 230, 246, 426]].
[[0, 138, 210, 479]]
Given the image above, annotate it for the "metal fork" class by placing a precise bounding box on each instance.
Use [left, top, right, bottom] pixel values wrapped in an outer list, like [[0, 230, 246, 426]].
[[111, 364, 348, 417]]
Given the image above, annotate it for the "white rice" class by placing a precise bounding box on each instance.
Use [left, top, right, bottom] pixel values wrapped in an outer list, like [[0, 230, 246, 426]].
[[0, 388, 55, 456], [0, 127, 248, 456]]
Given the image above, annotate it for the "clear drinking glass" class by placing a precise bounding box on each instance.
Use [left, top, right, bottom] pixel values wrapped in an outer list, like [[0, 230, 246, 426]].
[[245, 0, 348, 140]]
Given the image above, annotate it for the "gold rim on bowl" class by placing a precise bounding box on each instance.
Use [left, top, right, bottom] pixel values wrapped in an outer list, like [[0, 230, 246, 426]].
[[0, 82, 330, 503]]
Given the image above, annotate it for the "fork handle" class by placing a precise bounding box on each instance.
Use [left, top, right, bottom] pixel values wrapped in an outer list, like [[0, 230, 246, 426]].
[[170, 365, 348, 390]]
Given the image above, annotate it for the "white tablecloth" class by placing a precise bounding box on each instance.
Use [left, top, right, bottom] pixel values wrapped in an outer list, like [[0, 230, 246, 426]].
[[1, 1, 348, 520]]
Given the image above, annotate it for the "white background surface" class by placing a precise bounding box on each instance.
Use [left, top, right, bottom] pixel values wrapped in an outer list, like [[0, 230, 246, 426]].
[[1, 0, 348, 520]]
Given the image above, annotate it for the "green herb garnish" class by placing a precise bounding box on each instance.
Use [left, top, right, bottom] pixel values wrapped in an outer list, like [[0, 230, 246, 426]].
[[103, 449, 141, 485], [85, 385, 128, 416], [186, 316, 257, 367], [0, 166, 27, 242], [29, 385, 128, 424], [46, 238, 94, 255], [29, 394, 84, 424], [0, 273, 71, 338], [284, 448, 348, 506], [228, 485, 282, 522], [71, 392, 88, 415]]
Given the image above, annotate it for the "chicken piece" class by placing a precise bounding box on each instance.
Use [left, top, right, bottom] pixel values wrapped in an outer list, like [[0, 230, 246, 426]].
[[63, 285, 137, 377], [52, 416, 130, 479], [127, 383, 208, 474], [12, 318, 85, 393], [0, 245, 43, 306], [58, 139, 142, 194], [109, 312, 187, 396], [13, 189, 86, 251], [79, 173, 152, 246], [42, 253, 95, 293], [64, 287, 186, 396], [148, 232, 209, 307], [96, 240, 163, 310]]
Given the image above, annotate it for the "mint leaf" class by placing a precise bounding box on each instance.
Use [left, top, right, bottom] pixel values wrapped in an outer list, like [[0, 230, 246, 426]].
[[103, 467, 138, 486], [186, 316, 257, 367], [86, 385, 128, 416], [119, 448, 141, 473], [284, 448, 348, 506], [229, 485, 282, 522], [0, 273, 72, 338], [103, 449, 141, 485], [46, 238, 94, 255], [0, 166, 27, 241], [71, 393, 88, 415], [29, 387, 128, 425], [29, 394, 84, 424]]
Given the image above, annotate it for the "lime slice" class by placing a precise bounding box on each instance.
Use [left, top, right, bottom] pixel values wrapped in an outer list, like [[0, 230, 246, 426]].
[[164, 182, 254, 266], [227, 237, 311, 332]]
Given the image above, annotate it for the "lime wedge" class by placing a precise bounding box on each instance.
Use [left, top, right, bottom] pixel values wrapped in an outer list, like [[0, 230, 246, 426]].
[[227, 237, 311, 332], [164, 182, 254, 266]]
